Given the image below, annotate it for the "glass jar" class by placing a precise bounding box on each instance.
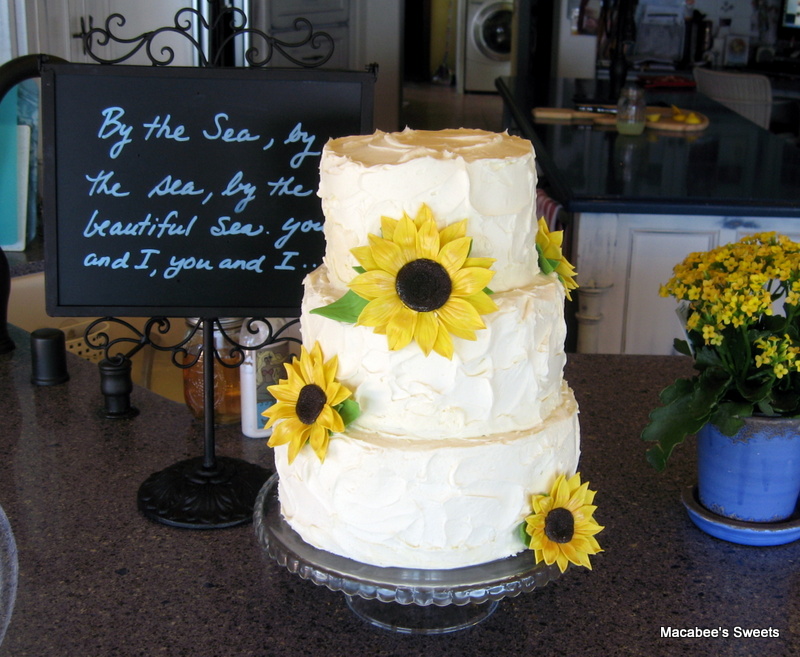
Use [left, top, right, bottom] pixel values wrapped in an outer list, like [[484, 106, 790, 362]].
[[182, 317, 243, 425], [616, 83, 646, 135]]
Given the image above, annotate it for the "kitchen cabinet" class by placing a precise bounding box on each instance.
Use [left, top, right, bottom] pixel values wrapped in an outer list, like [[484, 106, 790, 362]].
[[575, 212, 800, 355]]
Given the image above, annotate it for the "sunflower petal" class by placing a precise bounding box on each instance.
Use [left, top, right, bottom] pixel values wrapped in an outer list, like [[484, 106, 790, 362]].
[[432, 325, 454, 359], [263, 401, 298, 424], [416, 217, 441, 260], [357, 295, 403, 328], [414, 311, 439, 356], [463, 291, 499, 315], [465, 256, 496, 269], [369, 234, 407, 275], [413, 204, 433, 228], [350, 270, 397, 300], [380, 215, 398, 241], [438, 297, 486, 338], [439, 218, 467, 245], [451, 266, 495, 296], [309, 424, 330, 462], [351, 245, 379, 270], [326, 381, 352, 409], [286, 424, 313, 464], [267, 383, 300, 404], [386, 305, 416, 351], [437, 236, 471, 275]]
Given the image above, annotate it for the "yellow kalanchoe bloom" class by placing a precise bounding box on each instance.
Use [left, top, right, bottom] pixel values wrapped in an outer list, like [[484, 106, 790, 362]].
[[263, 342, 352, 464], [535, 218, 578, 300], [524, 473, 603, 574], [660, 232, 800, 347], [348, 204, 498, 359]]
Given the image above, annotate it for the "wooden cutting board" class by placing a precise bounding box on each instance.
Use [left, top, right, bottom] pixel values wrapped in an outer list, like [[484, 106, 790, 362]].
[[532, 105, 709, 132]]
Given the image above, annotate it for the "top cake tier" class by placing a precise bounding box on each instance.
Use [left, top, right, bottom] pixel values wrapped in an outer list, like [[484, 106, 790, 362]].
[[317, 128, 540, 293]]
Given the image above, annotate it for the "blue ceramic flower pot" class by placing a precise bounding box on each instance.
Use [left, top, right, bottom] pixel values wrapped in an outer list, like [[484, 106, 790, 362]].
[[697, 416, 800, 523]]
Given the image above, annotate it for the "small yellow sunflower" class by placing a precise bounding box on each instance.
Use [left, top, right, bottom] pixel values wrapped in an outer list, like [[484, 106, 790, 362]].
[[348, 204, 498, 359], [524, 473, 603, 574], [536, 217, 578, 300], [263, 342, 355, 464]]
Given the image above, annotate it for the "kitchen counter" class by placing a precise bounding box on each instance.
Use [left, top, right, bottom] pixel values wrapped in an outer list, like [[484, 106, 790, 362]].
[[498, 76, 800, 355], [0, 323, 797, 655], [498, 76, 800, 217]]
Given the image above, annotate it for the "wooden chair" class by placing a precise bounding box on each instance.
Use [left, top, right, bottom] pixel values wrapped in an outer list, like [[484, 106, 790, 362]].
[[693, 67, 773, 129]]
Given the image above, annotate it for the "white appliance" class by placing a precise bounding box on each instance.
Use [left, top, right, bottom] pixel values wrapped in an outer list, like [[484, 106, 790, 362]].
[[463, 0, 513, 92]]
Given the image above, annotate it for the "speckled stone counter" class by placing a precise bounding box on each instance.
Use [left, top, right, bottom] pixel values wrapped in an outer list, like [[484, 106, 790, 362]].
[[0, 324, 797, 656]]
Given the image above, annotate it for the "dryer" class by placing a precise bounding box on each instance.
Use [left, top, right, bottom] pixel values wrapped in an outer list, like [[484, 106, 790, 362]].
[[463, 0, 513, 92]]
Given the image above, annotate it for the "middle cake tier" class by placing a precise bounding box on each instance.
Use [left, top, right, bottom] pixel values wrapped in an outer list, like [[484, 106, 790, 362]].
[[301, 265, 568, 440]]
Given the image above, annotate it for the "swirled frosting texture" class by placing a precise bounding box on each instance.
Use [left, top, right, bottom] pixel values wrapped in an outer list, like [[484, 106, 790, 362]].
[[275, 389, 580, 569], [302, 266, 568, 439], [318, 128, 539, 294]]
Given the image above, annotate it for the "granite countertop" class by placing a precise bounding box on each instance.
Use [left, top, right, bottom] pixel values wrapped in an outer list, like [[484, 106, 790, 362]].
[[0, 323, 797, 656], [498, 76, 800, 217]]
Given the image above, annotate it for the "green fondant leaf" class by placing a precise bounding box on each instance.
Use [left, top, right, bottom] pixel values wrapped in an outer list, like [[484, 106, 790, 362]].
[[517, 520, 531, 548], [335, 398, 361, 428], [353, 266, 366, 274], [539, 258, 556, 276], [310, 290, 368, 323]]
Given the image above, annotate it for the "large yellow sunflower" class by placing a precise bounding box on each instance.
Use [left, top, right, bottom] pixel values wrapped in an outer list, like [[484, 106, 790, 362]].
[[524, 473, 603, 574], [536, 217, 578, 300], [348, 204, 497, 359], [263, 342, 355, 464]]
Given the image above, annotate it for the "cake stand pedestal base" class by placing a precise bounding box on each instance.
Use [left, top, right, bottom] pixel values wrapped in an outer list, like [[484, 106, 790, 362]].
[[345, 596, 498, 635], [254, 475, 561, 634]]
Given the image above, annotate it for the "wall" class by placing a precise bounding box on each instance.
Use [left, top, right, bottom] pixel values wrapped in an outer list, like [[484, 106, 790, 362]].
[[429, 0, 457, 78]]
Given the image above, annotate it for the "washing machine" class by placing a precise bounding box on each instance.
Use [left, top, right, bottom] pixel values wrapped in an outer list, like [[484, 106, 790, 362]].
[[463, 0, 513, 92]]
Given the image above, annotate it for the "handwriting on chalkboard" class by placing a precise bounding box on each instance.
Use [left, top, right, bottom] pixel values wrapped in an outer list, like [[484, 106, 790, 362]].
[[82, 108, 323, 281], [43, 64, 373, 315]]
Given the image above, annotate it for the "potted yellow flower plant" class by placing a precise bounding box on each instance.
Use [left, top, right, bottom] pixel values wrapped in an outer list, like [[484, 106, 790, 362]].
[[642, 232, 800, 533]]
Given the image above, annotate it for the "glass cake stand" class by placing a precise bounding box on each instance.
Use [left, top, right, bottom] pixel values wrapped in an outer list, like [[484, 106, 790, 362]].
[[253, 475, 561, 634]]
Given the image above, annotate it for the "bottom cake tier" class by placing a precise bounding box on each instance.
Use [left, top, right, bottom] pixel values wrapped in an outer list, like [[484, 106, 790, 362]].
[[273, 385, 580, 570]]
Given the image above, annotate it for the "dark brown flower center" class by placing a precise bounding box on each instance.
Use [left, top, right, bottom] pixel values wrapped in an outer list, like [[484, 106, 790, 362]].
[[395, 258, 452, 312], [544, 507, 575, 544], [296, 384, 327, 425]]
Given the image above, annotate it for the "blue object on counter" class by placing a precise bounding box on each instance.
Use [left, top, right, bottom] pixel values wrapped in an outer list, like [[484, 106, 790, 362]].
[[0, 87, 18, 249]]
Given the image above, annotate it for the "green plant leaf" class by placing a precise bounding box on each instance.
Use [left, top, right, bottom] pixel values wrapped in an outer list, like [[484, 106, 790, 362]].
[[310, 290, 368, 324], [673, 339, 692, 357], [335, 398, 361, 428], [693, 344, 724, 370], [709, 401, 752, 436], [642, 369, 732, 471]]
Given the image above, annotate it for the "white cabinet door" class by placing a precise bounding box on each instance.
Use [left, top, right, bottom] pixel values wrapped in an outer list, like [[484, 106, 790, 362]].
[[575, 212, 800, 355]]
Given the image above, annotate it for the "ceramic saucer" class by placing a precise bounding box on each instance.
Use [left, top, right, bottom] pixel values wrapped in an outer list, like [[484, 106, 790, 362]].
[[682, 485, 800, 546]]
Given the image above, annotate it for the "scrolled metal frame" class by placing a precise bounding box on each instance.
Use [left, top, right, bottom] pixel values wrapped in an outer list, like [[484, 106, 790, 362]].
[[75, 6, 334, 68], [82, 316, 301, 371], [63, 5, 336, 528]]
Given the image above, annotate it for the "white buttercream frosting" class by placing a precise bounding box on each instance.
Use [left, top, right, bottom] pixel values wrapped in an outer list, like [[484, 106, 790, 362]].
[[318, 128, 539, 294], [275, 388, 580, 569], [274, 128, 580, 570], [302, 265, 568, 439]]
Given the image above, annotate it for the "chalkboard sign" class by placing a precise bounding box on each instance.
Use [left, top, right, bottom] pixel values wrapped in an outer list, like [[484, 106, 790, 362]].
[[41, 63, 374, 317]]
